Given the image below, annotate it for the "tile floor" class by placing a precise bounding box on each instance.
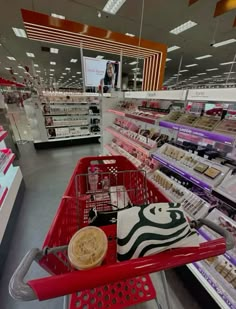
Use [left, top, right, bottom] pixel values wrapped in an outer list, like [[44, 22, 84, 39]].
[[0, 142, 202, 309]]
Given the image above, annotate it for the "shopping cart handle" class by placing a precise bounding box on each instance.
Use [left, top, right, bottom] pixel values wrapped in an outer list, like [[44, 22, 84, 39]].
[[9, 248, 42, 301], [192, 218, 234, 250]]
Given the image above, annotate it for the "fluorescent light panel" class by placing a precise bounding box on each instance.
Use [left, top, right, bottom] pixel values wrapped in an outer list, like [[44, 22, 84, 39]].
[[51, 13, 65, 19], [224, 72, 236, 74], [197, 73, 207, 75], [213, 39, 236, 48], [77, 72, 81, 74], [50, 69, 55, 71], [26, 52, 35, 58], [50, 48, 59, 54], [166, 58, 172, 62], [167, 46, 180, 52], [12, 27, 27, 38], [220, 61, 236, 66], [65, 68, 71, 70], [170, 20, 197, 35], [206, 68, 218, 71], [96, 55, 104, 59], [70, 59, 78, 63], [7, 56, 16, 61], [185, 63, 198, 67], [195, 55, 212, 60], [125, 33, 135, 37], [129, 61, 138, 65], [103, 0, 126, 15], [50, 62, 56, 65], [34, 64, 39, 67], [179, 69, 188, 72]]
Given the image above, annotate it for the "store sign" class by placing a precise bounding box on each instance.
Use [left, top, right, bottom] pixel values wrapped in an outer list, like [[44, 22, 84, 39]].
[[159, 121, 235, 146], [188, 88, 236, 102], [83, 57, 120, 90]]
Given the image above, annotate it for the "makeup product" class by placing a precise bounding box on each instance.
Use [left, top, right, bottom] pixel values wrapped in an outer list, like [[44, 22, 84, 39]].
[[204, 167, 221, 179], [194, 162, 209, 174]]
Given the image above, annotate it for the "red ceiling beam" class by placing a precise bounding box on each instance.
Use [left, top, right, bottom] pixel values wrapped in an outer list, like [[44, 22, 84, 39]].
[[214, 0, 236, 17], [189, 0, 199, 6]]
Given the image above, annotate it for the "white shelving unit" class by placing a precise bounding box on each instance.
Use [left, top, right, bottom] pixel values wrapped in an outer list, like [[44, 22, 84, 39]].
[[101, 89, 236, 309]]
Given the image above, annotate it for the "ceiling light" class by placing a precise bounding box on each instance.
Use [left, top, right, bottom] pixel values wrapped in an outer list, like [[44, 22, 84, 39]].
[[185, 64, 198, 67], [34, 64, 39, 67], [167, 46, 180, 52], [213, 39, 236, 48], [50, 74, 54, 76], [36, 70, 41, 73], [129, 61, 138, 65], [224, 72, 236, 74], [51, 13, 65, 19], [213, 75, 221, 78], [96, 55, 104, 59], [26, 52, 35, 58], [65, 68, 71, 70], [50, 48, 59, 54], [7, 56, 16, 61], [132, 68, 140, 71], [72, 76, 76, 78], [180, 69, 188, 72], [103, 0, 126, 15], [18, 65, 24, 69], [14, 73, 18, 75], [206, 68, 218, 71], [197, 73, 207, 75], [125, 33, 135, 37], [12, 27, 27, 38], [50, 61, 56, 65], [166, 58, 172, 62], [50, 69, 55, 72], [170, 20, 197, 35], [220, 61, 236, 66], [195, 55, 212, 60], [62, 73, 67, 75], [70, 59, 78, 63], [191, 76, 198, 79], [76, 72, 81, 74]]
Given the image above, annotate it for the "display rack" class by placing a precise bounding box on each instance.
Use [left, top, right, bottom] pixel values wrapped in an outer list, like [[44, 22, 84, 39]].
[[101, 89, 236, 309], [24, 92, 101, 148]]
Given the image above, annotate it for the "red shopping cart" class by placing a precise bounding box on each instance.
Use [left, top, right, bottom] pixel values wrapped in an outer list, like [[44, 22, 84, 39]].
[[9, 156, 234, 309]]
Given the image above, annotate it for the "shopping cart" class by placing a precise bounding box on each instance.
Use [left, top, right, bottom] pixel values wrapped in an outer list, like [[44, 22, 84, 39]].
[[9, 156, 234, 309]]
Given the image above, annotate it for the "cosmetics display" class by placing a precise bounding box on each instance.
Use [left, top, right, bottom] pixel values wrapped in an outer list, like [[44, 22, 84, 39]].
[[176, 113, 198, 126], [215, 119, 236, 135], [163, 111, 183, 122], [194, 115, 221, 131]]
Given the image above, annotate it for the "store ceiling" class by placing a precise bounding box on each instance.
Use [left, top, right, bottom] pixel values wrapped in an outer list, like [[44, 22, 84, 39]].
[[0, 0, 236, 88]]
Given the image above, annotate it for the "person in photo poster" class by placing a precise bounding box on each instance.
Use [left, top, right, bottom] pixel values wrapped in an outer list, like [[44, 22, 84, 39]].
[[100, 61, 119, 93]]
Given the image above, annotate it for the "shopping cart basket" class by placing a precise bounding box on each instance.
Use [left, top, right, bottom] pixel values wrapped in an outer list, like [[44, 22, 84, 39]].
[[9, 156, 234, 309]]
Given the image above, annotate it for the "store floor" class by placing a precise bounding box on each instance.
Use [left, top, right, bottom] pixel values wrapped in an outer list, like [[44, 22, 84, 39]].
[[0, 143, 201, 309]]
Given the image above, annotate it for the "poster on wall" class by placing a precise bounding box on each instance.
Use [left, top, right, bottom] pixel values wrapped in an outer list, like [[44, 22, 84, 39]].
[[83, 57, 120, 93]]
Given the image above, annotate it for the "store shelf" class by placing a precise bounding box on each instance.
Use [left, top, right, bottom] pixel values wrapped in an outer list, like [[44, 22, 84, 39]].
[[104, 144, 119, 156], [159, 120, 235, 146], [0, 167, 22, 243], [43, 113, 89, 117], [47, 134, 101, 142], [0, 187, 8, 207], [152, 153, 212, 191], [107, 108, 157, 124], [45, 124, 89, 128], [106, 126, 154, 156], [187, 263, 235, 309], [0, 153, 15, 175], [0, 131, 7, 142]]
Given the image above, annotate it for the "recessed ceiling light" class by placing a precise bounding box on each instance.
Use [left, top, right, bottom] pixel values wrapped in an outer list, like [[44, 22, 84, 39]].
[[12, 27, 27, 38], [125, 32, 135, 37], [26, 52, 35, 58], [170, 20, 197, 35], [213, 39, 236, 48], [19, 76, 23, 78], [197, 73, 207, 75], [195, 55, 212, 60], [220, 61, 236, 66], [7, 56, 16, 61], [50, 61, 56, 65], [166, 58, 172, 62], [129, 61, 138, 65], [14, 73, 18, 75], [179, 69, 188, 72], [167, 46, 180, 52], [132, 68, 140, 71], [50, 69, 55, 72], [224, 72, 236, 74], [5, 67, 10, 70], [103, 0, 126, 15], [62, 73, 67, 75], [96, 55, 104, 59], [65, 68, 71, 70], [76, 72, 81, 74], [50, 74, 54, 76], [50, 48, 59, 54], [185, 63, 198, 67], [72, 76, 76, 78], [34, 64, 39, 67], [70, 59, 78, 63], [51, 13, 65, 19], [36, 70, 41, 73], [173, 73, 182, 76], [206, 68, 218, 71], [191, 76, 198, 79]]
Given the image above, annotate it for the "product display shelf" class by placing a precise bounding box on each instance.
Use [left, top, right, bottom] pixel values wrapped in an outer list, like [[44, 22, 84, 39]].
[[104, 144, 119, 156], [0, 131, 8, 142], [0, 186, 8, 207], [106, 126, 154, 157], [0, 153, 15, 175], [48, 133, 101, 142], [45, 123, 89, 129], [159, 120, 236, 147]]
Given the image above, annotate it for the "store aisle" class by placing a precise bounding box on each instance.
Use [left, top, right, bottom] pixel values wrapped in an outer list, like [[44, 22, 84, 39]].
[[0, 143, 201, 309]]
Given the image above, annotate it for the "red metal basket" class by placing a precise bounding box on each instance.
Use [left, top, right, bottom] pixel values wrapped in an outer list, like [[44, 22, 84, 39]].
[[9, 156, 231, 309]]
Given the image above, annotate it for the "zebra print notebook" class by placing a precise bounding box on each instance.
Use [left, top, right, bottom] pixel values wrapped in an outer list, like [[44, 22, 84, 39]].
[[117, 202, 199, 261]]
